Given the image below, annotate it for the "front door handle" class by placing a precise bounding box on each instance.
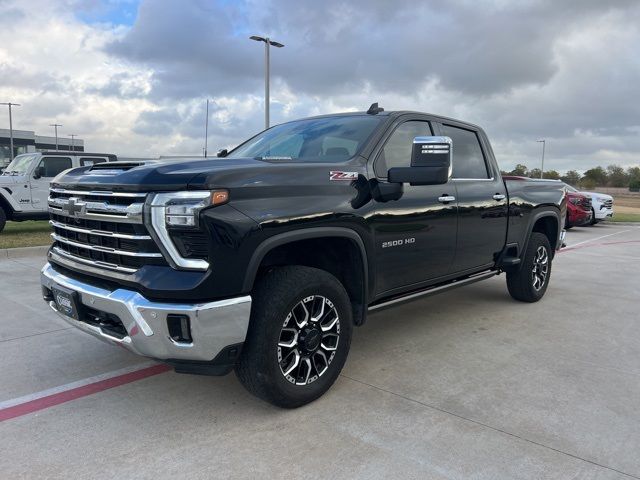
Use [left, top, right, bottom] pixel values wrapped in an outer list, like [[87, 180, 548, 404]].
[[438, 195, 456, 204], [492, 193, 506, 201]]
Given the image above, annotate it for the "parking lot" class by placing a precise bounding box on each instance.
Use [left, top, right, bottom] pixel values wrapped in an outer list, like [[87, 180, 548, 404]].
[[1, 223, 639, 479]]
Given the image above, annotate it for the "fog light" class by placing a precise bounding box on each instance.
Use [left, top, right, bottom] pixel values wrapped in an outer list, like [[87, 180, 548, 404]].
[[167, 314, 192, 344]]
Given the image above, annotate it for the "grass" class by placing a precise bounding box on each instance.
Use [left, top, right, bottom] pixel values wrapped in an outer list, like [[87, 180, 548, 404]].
[[609, 213, 640, 223], [0, 221, 52, 249]]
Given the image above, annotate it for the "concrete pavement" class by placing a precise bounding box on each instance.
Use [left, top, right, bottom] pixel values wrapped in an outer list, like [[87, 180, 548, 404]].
[[1, 224, 639, 479]]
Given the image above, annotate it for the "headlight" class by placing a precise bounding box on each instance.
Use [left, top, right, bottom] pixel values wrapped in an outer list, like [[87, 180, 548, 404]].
[[569, 197, 581, 205], [158, 190, 228, 228], [146, 190, 228, 270], [596, 196, 608, 203]]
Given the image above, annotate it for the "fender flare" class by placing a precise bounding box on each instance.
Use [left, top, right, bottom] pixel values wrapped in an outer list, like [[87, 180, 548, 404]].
[[0, 188, 22, 215], [242, 227, 369, 301], [521, 206, 562, 260]]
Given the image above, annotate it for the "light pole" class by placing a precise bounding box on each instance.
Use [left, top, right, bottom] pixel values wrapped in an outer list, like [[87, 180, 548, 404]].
[[49, 123, 62, 151], [204, 99, 209, 158], [70, 134, 76, 152], [1, 102, 21, 162], [249, 35, 284, 130], [536, 139, 546, 179]]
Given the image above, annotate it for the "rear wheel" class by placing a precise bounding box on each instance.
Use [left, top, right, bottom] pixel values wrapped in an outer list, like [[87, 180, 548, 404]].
[[507, 232, 552, 302], [236, 266, 352, 408], [0, 206, 6, 233]]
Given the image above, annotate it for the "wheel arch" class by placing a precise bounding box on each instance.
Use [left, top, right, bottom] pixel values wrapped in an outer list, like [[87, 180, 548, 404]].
[[243, 227, 369, 325], [522, 208, 561, 260], [0, 189, 17, 219]]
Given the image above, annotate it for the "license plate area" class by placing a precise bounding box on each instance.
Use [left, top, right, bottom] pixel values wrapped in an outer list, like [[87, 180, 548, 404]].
[[52, 285, 83, 320]]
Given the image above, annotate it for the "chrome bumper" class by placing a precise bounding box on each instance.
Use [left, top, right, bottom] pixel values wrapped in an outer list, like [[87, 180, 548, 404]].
[[40, 263, 251, 362]]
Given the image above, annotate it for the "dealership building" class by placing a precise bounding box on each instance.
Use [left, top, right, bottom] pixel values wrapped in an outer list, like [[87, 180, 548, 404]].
[[0, 128, 85, 167]]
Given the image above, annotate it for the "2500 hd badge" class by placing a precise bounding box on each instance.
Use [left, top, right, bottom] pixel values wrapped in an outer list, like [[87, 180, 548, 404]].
[[382, 238, 416, 248]]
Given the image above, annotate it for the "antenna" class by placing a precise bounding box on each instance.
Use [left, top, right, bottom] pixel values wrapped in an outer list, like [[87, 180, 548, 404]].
[[366, 102, 384, 115]]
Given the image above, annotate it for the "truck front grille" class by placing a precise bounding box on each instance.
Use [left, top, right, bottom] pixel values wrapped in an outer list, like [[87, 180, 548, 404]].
[[602, 199, 613, 208], [48, 188, 166, 274]]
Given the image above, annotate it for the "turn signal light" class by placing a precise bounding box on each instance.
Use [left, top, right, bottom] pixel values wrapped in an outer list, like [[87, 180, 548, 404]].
[[211, 190, 229, 206]]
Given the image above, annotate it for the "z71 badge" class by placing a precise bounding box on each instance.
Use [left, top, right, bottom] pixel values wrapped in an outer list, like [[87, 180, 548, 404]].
[[329, 171, 358, 181]]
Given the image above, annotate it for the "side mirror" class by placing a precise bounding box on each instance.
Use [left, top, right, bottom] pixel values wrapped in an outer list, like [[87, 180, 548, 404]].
[[388, 136, 452, 186], [33, 166, 44, 179], [216, 149, 228, 158]]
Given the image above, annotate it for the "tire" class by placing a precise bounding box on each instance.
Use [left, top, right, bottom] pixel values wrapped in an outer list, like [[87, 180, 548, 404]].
[[0, 206, 6, 233], [590, 208, 597, 225], [236, 266, 353, 408], [507, 232, 552, 303]]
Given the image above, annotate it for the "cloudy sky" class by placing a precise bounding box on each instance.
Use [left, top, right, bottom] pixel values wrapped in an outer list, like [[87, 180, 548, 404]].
[[1, 0, 639, 172]]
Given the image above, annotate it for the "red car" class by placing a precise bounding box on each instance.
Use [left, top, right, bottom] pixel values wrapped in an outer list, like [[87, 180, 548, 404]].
[[565, 191, 592, 228]]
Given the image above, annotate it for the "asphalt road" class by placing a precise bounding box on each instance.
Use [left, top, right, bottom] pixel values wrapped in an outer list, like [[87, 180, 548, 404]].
[[1, 224, 639, 479]]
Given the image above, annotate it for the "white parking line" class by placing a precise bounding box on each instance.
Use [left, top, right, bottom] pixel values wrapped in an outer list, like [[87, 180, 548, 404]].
[[567, 229, 631, 249], [0, 361, 158, 410]]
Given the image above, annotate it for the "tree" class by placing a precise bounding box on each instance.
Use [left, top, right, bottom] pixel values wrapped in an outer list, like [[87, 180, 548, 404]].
[[561, 170, 581, 186], [626, 166, 640, 184], [528, 168, 542, 179], [510, 164, 528, 176], [606, 164, 628, 187], [583, 166, 607, 187], [543, 170, 560, 180]]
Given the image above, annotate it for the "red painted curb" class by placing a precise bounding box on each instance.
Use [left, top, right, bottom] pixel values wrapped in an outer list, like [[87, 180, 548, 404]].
[[0, 364, 171, 422]]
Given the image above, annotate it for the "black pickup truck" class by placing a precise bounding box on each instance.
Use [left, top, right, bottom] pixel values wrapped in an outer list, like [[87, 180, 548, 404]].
[[41, 105, 566, 408]]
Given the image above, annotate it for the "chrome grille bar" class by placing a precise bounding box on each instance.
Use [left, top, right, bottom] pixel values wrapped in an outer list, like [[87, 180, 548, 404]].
[[51, 247, 138, 274], [49, 220, 151, 240], [48, 197, 144, 224], [51, 233, 162, 258], [50, 188, 147, 198]]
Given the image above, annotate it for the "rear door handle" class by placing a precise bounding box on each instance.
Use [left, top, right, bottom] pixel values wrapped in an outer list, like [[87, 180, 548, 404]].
[[438, 195, 456, 204], [492, 193, 506, 201]]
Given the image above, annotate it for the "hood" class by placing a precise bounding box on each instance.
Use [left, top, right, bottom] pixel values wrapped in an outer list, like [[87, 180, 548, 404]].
[[0, 173, 25, 184], [51, 156, 365, 193], [51, 157, 264, 192], [580, 191, 613, 200]]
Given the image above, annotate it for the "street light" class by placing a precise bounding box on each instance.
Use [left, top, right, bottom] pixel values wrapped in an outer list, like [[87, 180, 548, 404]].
[[70, 134, 76, 152], [536, 139, 546, 179], [204, 99, 209, 158], [49, 123, 62, 151], [1, 102, 21, 162], [249, 35, 284, 129]]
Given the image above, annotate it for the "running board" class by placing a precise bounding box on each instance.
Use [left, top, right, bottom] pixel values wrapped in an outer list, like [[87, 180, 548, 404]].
[[368, 271, 499, 312]]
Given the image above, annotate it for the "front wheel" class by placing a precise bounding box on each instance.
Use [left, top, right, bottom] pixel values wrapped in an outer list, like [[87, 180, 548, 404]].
[[507, 232, 552, 302], [236, 266, 352, 408], [590, 208, 597, 225]]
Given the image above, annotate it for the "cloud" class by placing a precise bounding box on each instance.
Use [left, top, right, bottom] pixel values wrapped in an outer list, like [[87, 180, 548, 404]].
[[0, 0, 638, 172]]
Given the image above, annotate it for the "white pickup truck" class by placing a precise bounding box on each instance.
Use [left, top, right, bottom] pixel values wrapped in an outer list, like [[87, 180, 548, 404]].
[[0, 151, 117, 232]]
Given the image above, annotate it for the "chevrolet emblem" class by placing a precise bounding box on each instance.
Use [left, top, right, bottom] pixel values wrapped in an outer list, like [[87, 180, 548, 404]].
[[62, 197, 86, 217]]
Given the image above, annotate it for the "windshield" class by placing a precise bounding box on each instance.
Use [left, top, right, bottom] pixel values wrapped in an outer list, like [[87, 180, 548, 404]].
[[2, 154, 38, 175], [227, 115, 384, 162]]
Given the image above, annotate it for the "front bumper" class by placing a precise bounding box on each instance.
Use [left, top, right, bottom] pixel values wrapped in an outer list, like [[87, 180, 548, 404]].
[[40, 263, 252, 365], [594, 207, 614, 220]]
